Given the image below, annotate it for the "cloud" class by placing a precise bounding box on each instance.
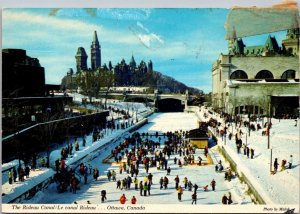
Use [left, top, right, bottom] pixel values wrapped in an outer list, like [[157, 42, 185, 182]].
[[3, 10, 101, 32], [95, 9, 152, 21], [137, 21, 150, 33], [129, 21, 165, 49], [137, 33, 164, 48]]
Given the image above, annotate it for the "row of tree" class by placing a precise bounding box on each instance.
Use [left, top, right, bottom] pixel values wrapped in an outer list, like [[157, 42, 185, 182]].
[[61, 68, 202, 105]]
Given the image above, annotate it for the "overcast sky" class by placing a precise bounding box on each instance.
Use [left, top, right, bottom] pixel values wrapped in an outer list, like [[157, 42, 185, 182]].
[[2, 8, 286, 93]]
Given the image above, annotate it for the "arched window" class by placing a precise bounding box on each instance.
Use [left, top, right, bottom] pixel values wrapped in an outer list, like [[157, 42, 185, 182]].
[[230, 70, 248, 79], [281, 70, 296, 79], [255, 70, 274, 79]]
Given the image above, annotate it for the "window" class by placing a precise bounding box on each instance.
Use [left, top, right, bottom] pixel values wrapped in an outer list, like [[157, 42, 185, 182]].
[[230, 70, 248, 79], [281, 70, 296, 79], [255, 70, 274, 79]]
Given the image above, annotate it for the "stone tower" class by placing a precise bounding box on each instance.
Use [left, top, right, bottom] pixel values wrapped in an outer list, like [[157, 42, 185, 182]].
[[282, 28, 299, 56], [148, 60, 153, 72], [228, 26, 237, 54], [91, 31, 101, 70], [75, 47, 88, 73]]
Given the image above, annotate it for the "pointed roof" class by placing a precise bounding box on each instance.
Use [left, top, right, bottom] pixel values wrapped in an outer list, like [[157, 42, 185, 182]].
[[130, 55, 136, 67], [76, 47, 87, 57], [233, 38, 245, 54], [130, 55, 136, 63], [92, 31, 99, 45], [265, 35, 279, 52]]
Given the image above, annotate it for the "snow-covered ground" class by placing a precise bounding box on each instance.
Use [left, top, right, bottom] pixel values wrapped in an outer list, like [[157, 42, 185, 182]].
[[21, 112, 253, 205], [199, 107, 299, 205], [2, 96, 298, 209]]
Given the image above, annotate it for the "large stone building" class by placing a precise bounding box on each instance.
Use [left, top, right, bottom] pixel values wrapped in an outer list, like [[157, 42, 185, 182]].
[[2, 48, 72, 136], [212, 28, 299, 118], [64, 31, 153, 89]]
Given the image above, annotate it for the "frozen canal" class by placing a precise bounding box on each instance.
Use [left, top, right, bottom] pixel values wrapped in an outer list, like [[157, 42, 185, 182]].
[[32, 112, 253, 205]]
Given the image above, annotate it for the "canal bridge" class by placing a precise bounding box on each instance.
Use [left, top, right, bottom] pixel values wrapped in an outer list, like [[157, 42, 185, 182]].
[[122, 90, 194, 112]]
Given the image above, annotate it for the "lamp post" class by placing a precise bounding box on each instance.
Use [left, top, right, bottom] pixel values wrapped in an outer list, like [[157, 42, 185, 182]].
[[270, 146, 273, 174], [267, 95, 271, 149], [248, 111, 251, 137]]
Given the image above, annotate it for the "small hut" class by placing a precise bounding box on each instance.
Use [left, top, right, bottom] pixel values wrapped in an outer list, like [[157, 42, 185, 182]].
[[188, 128, 208, 149]]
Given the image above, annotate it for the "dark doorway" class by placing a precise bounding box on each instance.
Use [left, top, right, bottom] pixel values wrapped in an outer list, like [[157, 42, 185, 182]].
[[157, 99, 184, 112], [272, 96, 299, 118]]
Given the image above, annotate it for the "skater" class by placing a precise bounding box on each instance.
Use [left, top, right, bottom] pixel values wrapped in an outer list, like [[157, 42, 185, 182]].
[[116, 180, 121, 189], [288, 155, 293, 169], [192, 193, 197, 205], [112, 170, 116, 181], [280, 159, 287, 171], [246, 146, 250, 158], [178, 160, 182, 167], [204, 146, 208, 157], [70, 175, 78, 194], [134, 177, 139, 190], [183, 177, 188, 189], [147, 182, 151, 195], [131, 196, 137, 204], [210, 179, 216, 191], [250, 148, 254, 159], [228, 192, 233, 204], [159, 177, 163, 190], [88, 164, 92, 174], [274, 158, 279, 173], [8, 169, 13, 184], [167, 167, 171, 175], [13, 168, 17, 182], [174, 175, 180, 189], [74, 138, 79, 151], [93, 168, 99, 181], [119, 164, 123, 174], [174, 157, 177, 164], [177, 185, 183, 201], [193, 183, 198, 194], [143, 182, 148, 196], [101, 190, 107, 203], [139, 181, 143, 196], [107, 170, 112, 181], [120, 194, 126, 204], [222, 194, 228, 204], [188, 181, 193, 191], [163, 176, 169, 189], [148, 173, 153, 185], [243, 144, 246, 155], [198, 156, 202, 166]]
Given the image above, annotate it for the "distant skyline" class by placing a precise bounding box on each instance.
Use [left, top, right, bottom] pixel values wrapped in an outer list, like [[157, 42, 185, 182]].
[[2, 8, 286, 93]]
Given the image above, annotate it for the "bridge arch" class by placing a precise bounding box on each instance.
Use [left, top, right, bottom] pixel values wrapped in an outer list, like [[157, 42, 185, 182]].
[[156, 98, 184, 112]]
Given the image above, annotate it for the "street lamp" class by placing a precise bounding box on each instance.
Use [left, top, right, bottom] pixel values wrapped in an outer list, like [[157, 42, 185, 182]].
[[267, 95, 271, 149], [270, 146, 273, 174], [248, 111, 251, 137]]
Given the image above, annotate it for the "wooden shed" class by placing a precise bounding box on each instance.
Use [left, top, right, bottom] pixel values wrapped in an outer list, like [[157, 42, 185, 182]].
[[188, 128, 209, 149]]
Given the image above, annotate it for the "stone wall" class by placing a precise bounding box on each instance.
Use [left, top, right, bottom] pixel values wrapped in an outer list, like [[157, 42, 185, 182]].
[[231, 56, 299, 79]]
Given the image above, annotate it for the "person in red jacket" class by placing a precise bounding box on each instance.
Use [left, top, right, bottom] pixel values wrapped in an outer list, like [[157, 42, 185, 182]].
[[120, 194, 126, 204], [131, 196, 137, 204]]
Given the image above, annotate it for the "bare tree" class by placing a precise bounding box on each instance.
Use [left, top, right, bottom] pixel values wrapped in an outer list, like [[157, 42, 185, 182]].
[[98, 68, 115, 109], [38, 104, 64, 168], [76, 71, 99, 103]]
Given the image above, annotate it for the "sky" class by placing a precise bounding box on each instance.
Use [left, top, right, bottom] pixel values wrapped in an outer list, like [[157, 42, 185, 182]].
[[2, 8, 287, 93]]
